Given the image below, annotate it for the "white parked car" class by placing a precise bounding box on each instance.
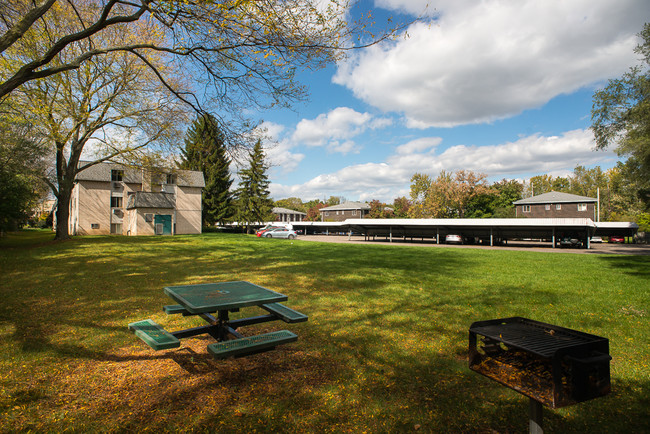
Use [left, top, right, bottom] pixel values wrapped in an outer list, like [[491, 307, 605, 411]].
[[590, 236, 603, 243], [445, 234, 463, 244], [264, 228, 298, 240]]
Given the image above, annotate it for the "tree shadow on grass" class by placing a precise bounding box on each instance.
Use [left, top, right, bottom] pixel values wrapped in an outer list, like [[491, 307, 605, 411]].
[[595, 254, 650, 278]]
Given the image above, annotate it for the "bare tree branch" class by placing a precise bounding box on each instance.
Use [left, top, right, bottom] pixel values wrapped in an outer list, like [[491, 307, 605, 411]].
[[0, 0, 58, 53], [1, 0, 149, 97]]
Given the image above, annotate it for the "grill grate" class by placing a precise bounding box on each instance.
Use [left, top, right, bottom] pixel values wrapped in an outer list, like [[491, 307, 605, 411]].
[[469, 320, 595, 358]]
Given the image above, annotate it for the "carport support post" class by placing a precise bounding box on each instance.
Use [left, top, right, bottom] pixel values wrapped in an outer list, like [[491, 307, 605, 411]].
[[490, 228, 493, 247], [389, 227, 393, 243], [552, 228, 556, 249], [436, 228, 439, 244]]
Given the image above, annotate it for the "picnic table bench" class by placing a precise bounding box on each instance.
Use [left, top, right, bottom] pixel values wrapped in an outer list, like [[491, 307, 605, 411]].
[[128, 281, 307, 359]]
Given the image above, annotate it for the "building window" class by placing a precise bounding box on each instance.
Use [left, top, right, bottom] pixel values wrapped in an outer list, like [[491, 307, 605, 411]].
[[352, 210, 357, 216], [545, 204, 551, 211], [522, 205, 531, 213], [577, 203, 587, 212], [91, 223, 100, 229], [110, 196, 123, 208], [556, 204, 562, 210], [325, 212, 329, 216], [111, 169, 123, 182], [166, 173, 176, 184], [110, 223, 122, 234]]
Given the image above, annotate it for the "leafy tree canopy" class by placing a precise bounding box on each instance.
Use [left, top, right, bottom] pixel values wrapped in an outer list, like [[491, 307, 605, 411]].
[[408, 170, 490, 218], [274, 197, 306, 213], [0, 117, 48, 233], [591, 22, 650, 209]]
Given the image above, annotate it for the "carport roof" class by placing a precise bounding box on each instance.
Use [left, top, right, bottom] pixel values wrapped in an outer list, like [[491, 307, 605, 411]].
[[343, 217, 597, 228]]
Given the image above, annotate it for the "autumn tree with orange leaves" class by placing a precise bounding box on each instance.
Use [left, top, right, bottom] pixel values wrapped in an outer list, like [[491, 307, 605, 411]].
[[408, 170, 491, 219]]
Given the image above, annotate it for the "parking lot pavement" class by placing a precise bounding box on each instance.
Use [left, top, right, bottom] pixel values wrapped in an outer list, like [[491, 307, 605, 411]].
[[298, 235, 650, 255]]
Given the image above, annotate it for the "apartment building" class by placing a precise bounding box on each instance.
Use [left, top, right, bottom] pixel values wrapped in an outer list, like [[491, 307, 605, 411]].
[[69, 162, 204, 236]]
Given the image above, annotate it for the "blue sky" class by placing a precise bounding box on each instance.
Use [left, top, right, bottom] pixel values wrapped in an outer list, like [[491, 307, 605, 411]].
[[254, 0, 649, 203]]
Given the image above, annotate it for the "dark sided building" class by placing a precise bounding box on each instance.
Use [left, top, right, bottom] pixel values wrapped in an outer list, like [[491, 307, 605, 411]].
[[319, 202, 371, 222], [513, 191, 597, 220]]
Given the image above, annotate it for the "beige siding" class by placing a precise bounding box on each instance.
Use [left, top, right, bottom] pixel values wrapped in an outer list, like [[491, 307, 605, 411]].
[[76, 181, 111, 234], [126, 209, 139, 235], [175, 185, 202, 234], [69, 184, 79, 235]]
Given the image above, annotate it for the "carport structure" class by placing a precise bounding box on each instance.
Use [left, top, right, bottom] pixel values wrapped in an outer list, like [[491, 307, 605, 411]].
[[293, 218, 638, 249], [344, 218, 600, 248]]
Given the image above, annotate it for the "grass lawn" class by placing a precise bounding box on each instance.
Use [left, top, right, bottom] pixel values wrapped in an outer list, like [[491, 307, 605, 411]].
[[1, 229, 648, 432]]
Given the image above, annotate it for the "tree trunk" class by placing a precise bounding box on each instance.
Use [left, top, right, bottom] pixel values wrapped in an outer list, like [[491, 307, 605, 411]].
[[54, 190, 71, 240], [53, 147, 77, 241]]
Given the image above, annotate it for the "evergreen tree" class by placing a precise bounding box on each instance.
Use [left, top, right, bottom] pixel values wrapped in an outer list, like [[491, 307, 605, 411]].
[[235, 140, 274, 233], [180, 114, 233, 226]]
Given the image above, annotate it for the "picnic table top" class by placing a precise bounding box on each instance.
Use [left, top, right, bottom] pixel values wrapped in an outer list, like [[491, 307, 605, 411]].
[[163, 281, 288, 314]]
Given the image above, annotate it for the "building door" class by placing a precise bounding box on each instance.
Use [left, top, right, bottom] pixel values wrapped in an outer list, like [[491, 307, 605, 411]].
[[154, 214, 172, 235]]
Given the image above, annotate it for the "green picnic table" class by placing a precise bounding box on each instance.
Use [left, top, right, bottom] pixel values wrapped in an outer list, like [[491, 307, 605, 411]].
[[128, 281, 307, 359]]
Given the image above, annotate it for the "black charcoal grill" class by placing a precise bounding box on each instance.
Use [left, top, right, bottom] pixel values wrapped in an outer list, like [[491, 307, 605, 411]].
[[469, 317, 611, 432]]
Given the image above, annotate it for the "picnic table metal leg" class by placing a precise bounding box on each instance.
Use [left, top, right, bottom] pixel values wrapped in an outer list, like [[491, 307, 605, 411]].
[[224, 326, 244, 339], [217, 310, 231, 341], [172, 324, 220, 339], [170, 307, 287, 343]]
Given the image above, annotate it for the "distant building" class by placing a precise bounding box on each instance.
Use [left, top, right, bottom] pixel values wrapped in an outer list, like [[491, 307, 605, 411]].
[[319, 202, 371, 222], [513, 191, 597, 220], [68, 162, 205, 236], [32, 198, 56, 220], [272, 207, 306, 222]]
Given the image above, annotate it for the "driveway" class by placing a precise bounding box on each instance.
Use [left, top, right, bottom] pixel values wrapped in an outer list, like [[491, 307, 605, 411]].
[[298, 235, 650, 255]]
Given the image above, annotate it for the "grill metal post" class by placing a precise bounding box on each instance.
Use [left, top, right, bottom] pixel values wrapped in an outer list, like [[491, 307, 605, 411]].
[[529, 398, 543, 434]]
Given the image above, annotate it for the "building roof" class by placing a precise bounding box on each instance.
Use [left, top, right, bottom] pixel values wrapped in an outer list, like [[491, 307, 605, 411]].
[[76, 162, 141, 183], [320, 201, 371, 211], [513, 191, 597, 205], [75, 161, 205, 188], [169, 171, 205, 188], [272, 207, 306, 216], [126, 192, 175, 209]]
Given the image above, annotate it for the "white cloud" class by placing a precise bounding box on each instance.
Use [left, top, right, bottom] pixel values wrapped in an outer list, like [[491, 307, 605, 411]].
[[270, 129, 619, 202], [291, 107, 391, 153], [395, 137, 442, 154], [249, 111, 393, 177], [259, 121, 286, 139], [335, 0, 649, 128], [251, 121, 304, 175], [329, 140, 359, 154], [425, 129, 613, 175]]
